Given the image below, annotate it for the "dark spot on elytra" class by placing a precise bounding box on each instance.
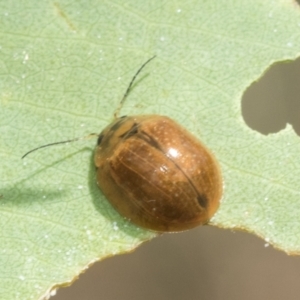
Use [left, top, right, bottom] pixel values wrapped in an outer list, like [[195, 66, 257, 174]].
[[197, 194, 208, 209], [139, 130, 162, 150], [97, 134, 104, 145]]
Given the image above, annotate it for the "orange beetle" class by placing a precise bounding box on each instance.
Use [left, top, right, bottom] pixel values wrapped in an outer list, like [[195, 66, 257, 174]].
[[23, 56, 222, 232]]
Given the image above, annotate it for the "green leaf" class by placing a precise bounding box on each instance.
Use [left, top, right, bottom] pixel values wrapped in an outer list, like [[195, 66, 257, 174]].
[[1, 0, 300, 299]]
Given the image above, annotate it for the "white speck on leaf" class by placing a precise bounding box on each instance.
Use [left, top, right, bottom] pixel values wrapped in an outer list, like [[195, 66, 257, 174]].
[[23, 52, 29, 64], [113, 222, 119, 231]]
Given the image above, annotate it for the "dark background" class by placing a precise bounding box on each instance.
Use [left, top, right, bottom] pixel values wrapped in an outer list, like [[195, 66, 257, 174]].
[[53, 59, 300, 300]]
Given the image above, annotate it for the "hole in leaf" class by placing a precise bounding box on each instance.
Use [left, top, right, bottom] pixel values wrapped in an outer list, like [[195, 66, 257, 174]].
[[242, 58, 300, 136]]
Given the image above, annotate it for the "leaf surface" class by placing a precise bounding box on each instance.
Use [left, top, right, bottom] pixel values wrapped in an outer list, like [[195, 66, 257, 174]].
[[1, 1, 300, 299]]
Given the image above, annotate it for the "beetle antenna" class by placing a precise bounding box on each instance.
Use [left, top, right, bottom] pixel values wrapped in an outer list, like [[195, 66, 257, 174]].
[[22, 56, 156, 159], [21, 133, 98, 159], [114, 55, 156, 118]]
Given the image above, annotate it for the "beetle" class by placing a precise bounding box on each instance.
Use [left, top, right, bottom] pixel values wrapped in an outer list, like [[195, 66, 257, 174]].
[[22, 56, 223, 232]]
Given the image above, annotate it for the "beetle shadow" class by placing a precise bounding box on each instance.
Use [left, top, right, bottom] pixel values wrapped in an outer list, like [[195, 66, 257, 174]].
[[0, 186, 68, 206], [3, 144, 154, 238], [8, 148, 92, 205], [87, 148, 154, 238]]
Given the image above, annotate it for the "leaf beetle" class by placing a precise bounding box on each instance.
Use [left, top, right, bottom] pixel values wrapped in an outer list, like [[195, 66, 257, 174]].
[[23, 56, 223, 232]]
